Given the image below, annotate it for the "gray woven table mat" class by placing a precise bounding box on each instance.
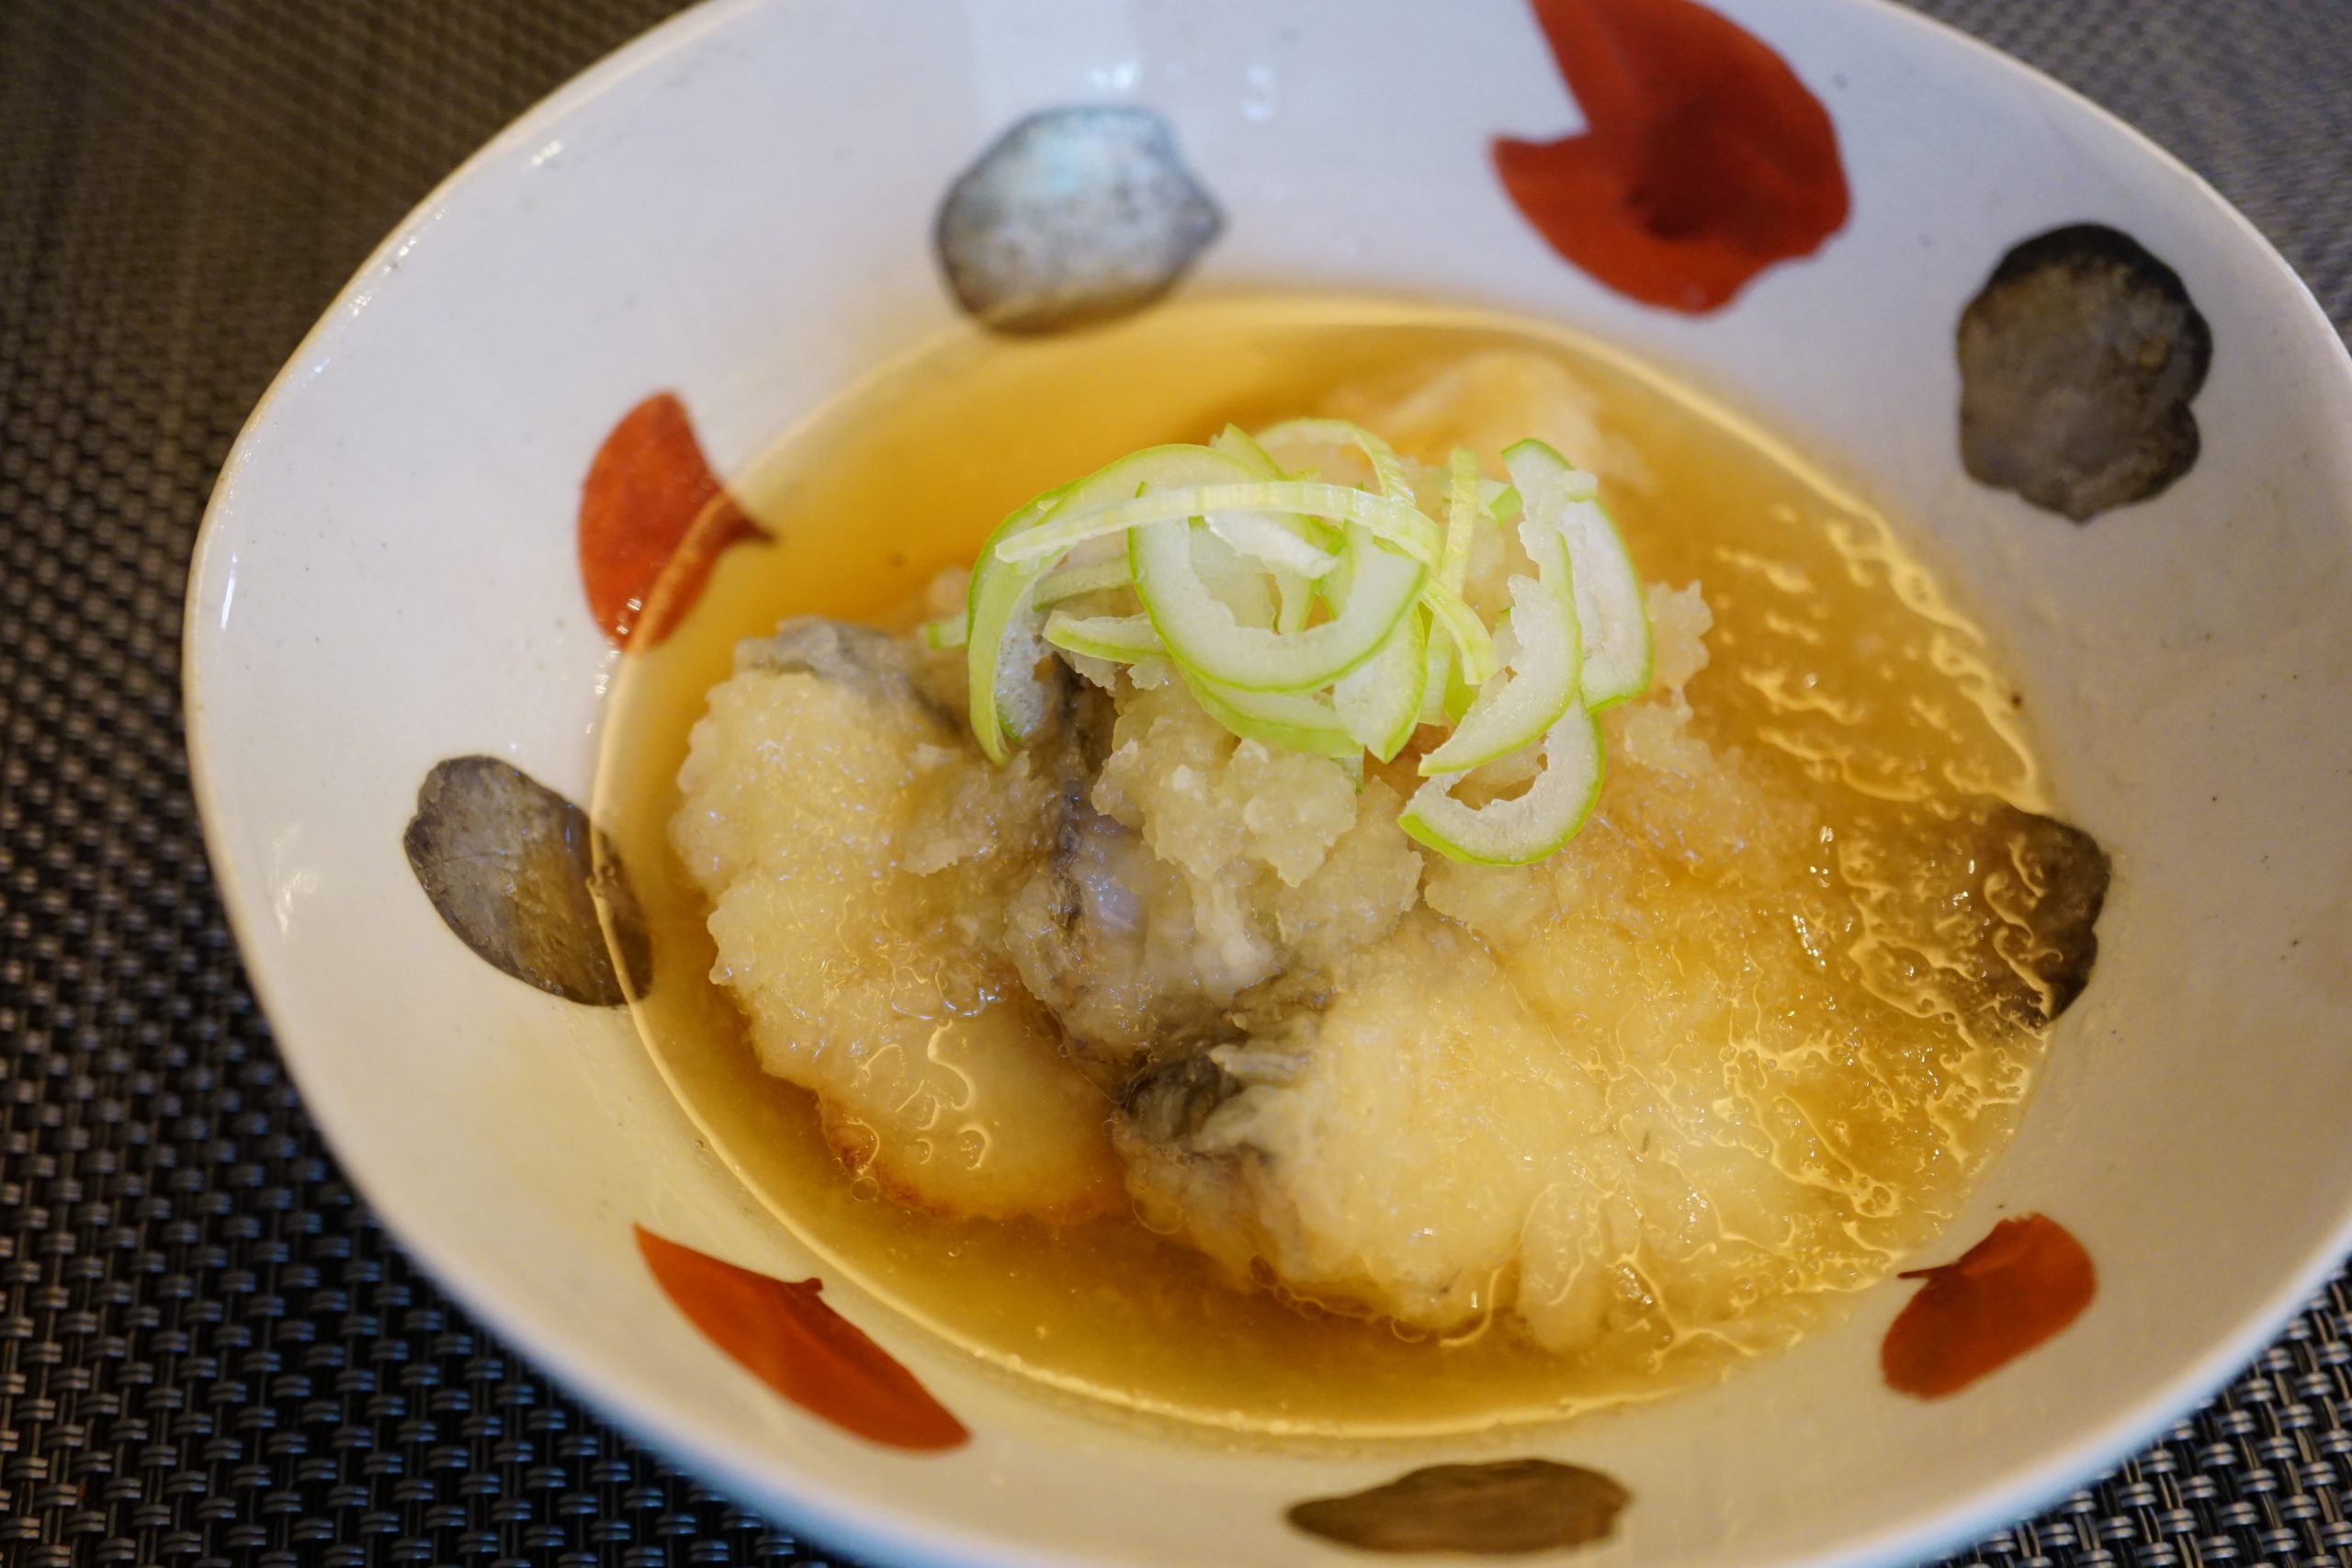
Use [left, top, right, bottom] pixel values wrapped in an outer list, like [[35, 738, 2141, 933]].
[[2, 2, 2347, 1564]]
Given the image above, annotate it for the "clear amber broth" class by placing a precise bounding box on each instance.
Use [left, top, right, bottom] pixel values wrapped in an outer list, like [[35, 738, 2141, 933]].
[[594, 295, 2044, 1437]]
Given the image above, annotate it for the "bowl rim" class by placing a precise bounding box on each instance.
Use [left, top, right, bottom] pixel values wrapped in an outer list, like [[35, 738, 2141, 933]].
[[183, 2, 2352, 1565]]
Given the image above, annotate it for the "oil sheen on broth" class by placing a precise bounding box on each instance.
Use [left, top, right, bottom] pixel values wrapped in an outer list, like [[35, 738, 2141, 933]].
[[595, 296, 2050, 1436]]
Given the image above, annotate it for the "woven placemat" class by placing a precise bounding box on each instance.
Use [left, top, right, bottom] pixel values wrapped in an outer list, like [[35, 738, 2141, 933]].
[[3, 3, 2347, 1564]]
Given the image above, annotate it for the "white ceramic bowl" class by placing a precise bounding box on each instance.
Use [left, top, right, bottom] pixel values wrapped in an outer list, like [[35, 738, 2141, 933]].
[[186, 2, 2352, 1564]]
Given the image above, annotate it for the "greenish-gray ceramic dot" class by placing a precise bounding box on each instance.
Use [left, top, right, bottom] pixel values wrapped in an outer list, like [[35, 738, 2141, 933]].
[[1839, 801, 2111, 1032], [402, 755, 651, 1006], [1957, 223, 2211, 522], [1287, 1459, 1631, 1556], [1979, 806, 2109, 1028], [933, 107, 1221, 335]]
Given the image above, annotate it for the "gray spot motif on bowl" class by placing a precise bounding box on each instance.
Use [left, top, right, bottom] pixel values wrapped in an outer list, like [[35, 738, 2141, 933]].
[[1287, 1459, 1631, 1555], [1841, 800, 2111, 1032], [934, 106, 1222, 335], [1957, 223, 2211, 522], [1978, 805, 2109, 1028], [402, 755, 651, 1007]]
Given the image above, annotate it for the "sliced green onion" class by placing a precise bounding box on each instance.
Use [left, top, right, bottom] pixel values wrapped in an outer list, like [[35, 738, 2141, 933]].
[[1398, 706, 1605, 866], [1505, 439, 1650, 710], [1560, 494, 1650, 709], [966, 485, 1069, 764], [1422, 578, 1499, 688], [1441, 449, 1481, 594], [1253, 419, 1419, 513], [1193, 441, 1340, 579], [1044, 610, 1163, 661], [959, 424, 1645, 868], [1334, 607, 1429, 762], [1189, 525, 1281, 629], [1274, 569, 1314, 635], [1003, 479, 1441, 568], [1444, 649, 1477, 721], [1181, 670, 1360, 761], [1419, 567, 1580, 775], [1204, 509, 1342, 578], [1035, 558, 1134, 607], [1130, 519, 1423, 693], [1210, 423, 1287, 479], [994, 442, 1257, 556], [1419, 638, 1453, 727]]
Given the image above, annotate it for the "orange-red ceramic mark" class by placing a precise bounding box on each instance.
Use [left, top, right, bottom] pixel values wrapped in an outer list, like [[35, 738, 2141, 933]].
[[580, 393, 767, 649], [634, 1225, 969, 1451], [1493, 0, 1850, 313], [1882, 1214, 2095, 1399]]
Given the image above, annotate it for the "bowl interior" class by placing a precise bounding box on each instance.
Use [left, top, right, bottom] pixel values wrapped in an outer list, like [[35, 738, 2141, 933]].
[[187, 2, 2352, 1564]]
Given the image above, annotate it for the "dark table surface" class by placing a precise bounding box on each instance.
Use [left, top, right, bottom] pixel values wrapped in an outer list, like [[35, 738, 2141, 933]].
[[4, 3, 2350, 1565]]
